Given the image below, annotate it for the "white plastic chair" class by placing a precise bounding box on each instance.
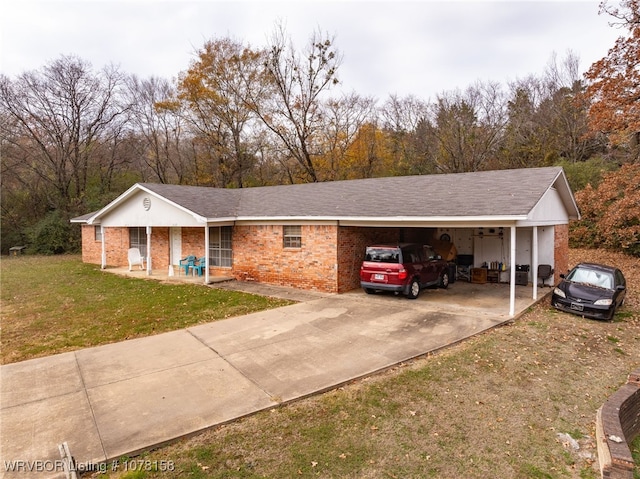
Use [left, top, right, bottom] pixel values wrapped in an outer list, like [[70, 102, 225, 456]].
[[128, 248, 146, 271]]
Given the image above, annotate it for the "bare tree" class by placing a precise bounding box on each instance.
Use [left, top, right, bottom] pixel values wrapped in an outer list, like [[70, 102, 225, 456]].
[[0, 55, 129, 212], [320, 92, 376, 180], [500, 52, 601, 167], [427, 81, 507, 173], [379, 94, 430, 174], [127, 75, 190, 183], [251, 24, 342, 183]]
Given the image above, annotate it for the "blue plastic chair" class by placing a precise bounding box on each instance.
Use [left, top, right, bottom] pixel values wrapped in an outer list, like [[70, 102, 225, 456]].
[[192, 257, 207, 277], [179, 255, 196, 275]]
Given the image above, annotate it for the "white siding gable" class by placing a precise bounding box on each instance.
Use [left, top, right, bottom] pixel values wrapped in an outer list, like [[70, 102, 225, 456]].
[[523, 187, 570, 226], [98, 190, 205, 227]]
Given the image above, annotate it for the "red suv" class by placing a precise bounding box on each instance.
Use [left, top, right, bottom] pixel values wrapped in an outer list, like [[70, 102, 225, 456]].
[[360, 244, 450, 299]]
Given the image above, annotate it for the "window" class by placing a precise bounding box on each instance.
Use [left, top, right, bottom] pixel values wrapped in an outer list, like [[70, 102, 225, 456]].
[[283, 225, 302, 248], [129, 227, 147, 256], [94, 226, 102, 241], [209, 226, 232, 267]]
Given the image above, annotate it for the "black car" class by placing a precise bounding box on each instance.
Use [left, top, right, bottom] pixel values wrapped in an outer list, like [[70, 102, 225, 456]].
[[552, 263, 626, 320]]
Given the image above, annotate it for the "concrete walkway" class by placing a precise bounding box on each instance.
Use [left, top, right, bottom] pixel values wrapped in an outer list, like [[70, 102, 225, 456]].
[[0, 281, 541, 478]]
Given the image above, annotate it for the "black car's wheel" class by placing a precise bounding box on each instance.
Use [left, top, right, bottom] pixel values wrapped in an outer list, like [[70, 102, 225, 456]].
[[364, 288, 376, 295], [407, 279, 420, 299], [439, 272, 449, 289]]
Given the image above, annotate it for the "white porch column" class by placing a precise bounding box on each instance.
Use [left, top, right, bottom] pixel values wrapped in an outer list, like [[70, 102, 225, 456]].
[[532, 226, 539, 301], [168, 227, 174, 277], [204, 225, 210, 284], [100, 226, 106, 269], [146, 226, 152, 275], [509, 226, 516, 317]]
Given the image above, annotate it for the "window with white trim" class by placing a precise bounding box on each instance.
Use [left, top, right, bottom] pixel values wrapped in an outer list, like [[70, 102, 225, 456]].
[[283, 225, 302, 248], [94, 226, 102, 241], [209, 226, 232, 267], [129, 227, 147, 256]]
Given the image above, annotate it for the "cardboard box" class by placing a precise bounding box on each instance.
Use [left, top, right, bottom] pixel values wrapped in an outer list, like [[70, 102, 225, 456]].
[[471, 268, 487, 284], [430, 239, 458, 262]]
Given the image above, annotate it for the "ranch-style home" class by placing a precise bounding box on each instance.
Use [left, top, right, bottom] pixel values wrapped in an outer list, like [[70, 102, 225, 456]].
[[72, 166, 580, 315]]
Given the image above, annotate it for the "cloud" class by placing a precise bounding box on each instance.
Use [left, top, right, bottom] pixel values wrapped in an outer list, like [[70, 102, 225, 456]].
[[1, 0, 620, 99]]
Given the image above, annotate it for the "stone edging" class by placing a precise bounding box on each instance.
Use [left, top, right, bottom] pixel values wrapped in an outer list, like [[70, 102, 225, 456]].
[[596, 369, 640, 479]]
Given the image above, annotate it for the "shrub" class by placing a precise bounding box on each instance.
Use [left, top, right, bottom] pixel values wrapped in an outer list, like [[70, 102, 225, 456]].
[[570, 163, 640, 256], [26, 210, 79, 255]]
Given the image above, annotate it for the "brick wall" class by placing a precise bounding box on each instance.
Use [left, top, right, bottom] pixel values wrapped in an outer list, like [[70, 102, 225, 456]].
[[81, 225, 172, 270], [80, 225, 130, 267], [596, 369, 640, 479], [554, 224, 569, 284], [81, 225, 102, 264], [182, 228, 206, 260], [336, 226, 400, 292], [151, 228, 170, 270], [232, 224, 339, 292]]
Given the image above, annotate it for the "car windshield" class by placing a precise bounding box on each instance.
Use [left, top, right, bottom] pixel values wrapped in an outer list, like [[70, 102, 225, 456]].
[[365, 248, 400, 263], [566, 267, 613, 289]]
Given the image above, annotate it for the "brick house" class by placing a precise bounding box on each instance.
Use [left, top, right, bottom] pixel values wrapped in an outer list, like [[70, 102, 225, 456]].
[[72, 167, 579, 315]]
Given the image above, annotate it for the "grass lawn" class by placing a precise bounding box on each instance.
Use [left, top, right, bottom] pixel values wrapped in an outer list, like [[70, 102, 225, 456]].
[[2, 250, 639, 478], [0, 255, 291, 364]]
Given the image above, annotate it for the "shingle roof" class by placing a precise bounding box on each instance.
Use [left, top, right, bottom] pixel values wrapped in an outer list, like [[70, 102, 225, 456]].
[[74, 166, 578, 223], [142, 166, 569, 219], [140, 183, 241, 218]]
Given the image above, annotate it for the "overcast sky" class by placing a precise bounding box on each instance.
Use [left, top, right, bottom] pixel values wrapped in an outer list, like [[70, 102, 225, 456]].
[[1, 0, 620, 100]]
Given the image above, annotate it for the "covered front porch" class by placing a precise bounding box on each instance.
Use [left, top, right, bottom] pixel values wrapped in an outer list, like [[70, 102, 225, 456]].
[[103, 264, 235, 285]]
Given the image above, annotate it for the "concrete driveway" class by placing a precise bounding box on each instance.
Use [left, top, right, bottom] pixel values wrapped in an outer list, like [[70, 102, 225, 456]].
[[0, 281, 541, 478]]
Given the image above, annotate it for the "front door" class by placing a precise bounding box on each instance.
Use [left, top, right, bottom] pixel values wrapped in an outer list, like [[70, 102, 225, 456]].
[[170, 227, 182, 266]]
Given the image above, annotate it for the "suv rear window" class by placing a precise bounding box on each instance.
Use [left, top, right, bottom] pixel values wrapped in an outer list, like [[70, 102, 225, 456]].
[[365, 247, 401, 263]]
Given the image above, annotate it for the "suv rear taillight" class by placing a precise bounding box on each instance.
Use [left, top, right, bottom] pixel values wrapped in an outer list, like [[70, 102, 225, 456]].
[[398, 268, 407, 280]]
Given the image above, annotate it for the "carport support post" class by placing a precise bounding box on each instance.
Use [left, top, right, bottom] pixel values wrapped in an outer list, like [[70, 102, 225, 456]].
[[509, 226, 516, 317], [532, 226, 539, 301]]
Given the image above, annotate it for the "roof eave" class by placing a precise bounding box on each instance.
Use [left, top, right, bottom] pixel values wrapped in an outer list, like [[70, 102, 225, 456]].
[[235, 215, 527, 224]]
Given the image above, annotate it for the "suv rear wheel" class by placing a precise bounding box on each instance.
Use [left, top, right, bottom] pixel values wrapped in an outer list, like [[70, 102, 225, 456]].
[[407, 279, 420, 299], [439, 272, 449, 289]]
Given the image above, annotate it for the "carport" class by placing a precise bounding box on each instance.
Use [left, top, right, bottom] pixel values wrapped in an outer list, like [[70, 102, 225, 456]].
[[339, 223, 559, 317], [336, 167, 579, 317]]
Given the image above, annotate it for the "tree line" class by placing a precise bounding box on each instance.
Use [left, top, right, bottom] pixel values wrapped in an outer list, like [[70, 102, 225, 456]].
[[1, 2, 638, 255]]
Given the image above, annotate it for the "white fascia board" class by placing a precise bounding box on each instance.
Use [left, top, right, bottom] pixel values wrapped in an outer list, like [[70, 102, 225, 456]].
[[235, 215, 525, 227], [516, 219, 569, 227], [87, 184, 207, 225], [338, 215, 526, 227], [70, 217, 95, 224], [205, 217, 237, 226], [236, 219, 339, 226], [236, 216, 340, 224]]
